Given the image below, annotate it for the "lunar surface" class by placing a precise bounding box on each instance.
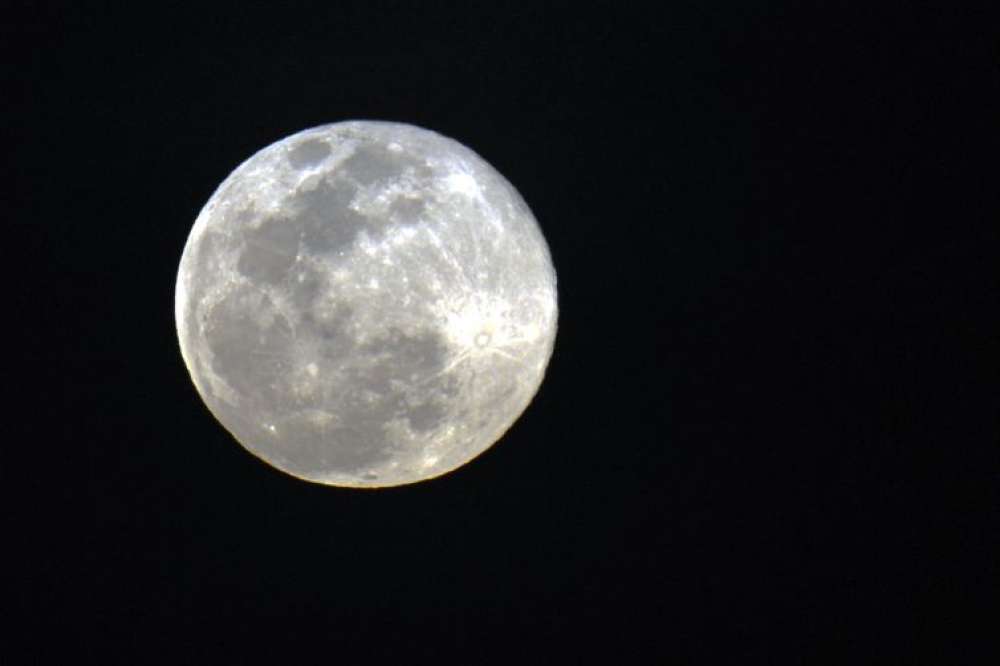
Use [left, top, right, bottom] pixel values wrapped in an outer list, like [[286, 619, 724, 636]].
[[175, 121, 557, 487]]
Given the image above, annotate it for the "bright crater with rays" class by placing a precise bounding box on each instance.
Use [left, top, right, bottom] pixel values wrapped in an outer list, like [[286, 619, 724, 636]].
[[175, 121, 557, 487]]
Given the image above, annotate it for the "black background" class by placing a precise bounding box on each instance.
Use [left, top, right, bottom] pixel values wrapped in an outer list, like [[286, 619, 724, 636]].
[[7, 2, 997, 662]]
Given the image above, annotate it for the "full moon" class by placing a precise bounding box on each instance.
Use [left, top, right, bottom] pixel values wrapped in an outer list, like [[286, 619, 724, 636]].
[[175, 121, 558, 487]]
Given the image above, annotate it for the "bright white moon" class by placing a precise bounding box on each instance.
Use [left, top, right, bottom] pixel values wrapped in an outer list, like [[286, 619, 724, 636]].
[[175, 121, 557, 487]]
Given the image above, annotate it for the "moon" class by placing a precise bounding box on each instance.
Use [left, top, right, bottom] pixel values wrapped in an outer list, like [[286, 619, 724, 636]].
[[175, 121, 558, 487]]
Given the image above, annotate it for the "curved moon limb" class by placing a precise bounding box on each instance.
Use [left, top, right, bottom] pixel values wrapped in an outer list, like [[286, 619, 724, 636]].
[[175, 121, 558, 487]]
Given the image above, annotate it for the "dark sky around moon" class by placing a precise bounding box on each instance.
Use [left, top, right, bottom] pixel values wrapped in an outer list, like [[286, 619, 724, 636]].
[[7, 3, 996, 663]]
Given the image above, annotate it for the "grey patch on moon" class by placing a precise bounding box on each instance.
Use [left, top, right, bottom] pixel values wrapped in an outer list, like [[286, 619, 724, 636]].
[[236, 216, 300, 284], [406, 402, 447, 433], [286, 266, 326, 310], [202, 286, 293, 404], [296, 305, 356, 365], [176, 120, 558, 487], [287, 139, 331, 169], [340, 144, 422, 185], [294, 179, 368, 255], [389, 196, 426, 225]]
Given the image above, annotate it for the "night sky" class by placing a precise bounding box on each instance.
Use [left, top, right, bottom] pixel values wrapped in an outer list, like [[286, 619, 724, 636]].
[[8, 3, 995, 662]]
